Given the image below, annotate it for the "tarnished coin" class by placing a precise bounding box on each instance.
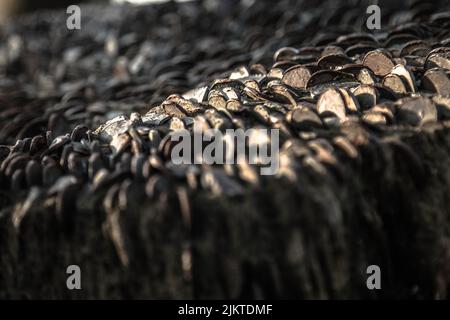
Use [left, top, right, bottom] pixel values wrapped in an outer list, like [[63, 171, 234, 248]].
[[390, 64, 416, 93], [167, 94, 204, 116], [345, 43, 377, 57], [286, 107, 322, 131], [357, 68, 376, 85], [25, 160, 42, 186], [182, 86, 208, 103], [273, 47, 299, 62], [307, 70, 355, 88], [382, 74, 409, 94], [431, 96, 450, 120], [424, 49, 450, 70], [363, 50, 395, 76], [421, 68, 450, 96], [317, 87, 346, 120], [163, 101, 187, 118], [338, 88, 360, 113], [110, 133, 130, 155], [396, 97, 437, 126], [399, 40, 429, 57], [352, 85, 378, 110], [370, 103, 395, 123], [317, 53, 352, 69], [281, 65, 311, 89], [362, 111, 386, 125], [201, 169, 243, 197]]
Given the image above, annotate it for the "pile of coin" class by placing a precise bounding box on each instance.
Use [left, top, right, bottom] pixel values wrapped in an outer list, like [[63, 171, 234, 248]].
[[0, 0, 450, 299]]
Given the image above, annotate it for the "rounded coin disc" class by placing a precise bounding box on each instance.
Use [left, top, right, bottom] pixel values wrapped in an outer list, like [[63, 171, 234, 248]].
[[363, 50, 395, 76]]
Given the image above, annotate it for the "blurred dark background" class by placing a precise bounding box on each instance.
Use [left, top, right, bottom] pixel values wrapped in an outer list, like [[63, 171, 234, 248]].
[[0, 0, 411, 22]]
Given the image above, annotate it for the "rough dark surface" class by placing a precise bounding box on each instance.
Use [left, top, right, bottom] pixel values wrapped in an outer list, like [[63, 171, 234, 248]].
[[0, 0, 450, 299]]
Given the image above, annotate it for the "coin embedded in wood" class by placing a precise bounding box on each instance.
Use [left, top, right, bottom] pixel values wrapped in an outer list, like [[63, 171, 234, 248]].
[[363, 50, 395, 76], [352, 85, 378, 110], [282, 65, 311, 89], [317, 87, 347, 120], [286, 107, 322, 131], [422, 68, 450, 96], [382, 74, 409, 94], [396, 97, 438, 126]]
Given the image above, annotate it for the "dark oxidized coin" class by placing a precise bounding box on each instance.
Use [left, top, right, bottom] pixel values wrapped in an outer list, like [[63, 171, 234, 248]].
[[43, 163, 63, 187], [273, 47, 299, 62], [391, 64, 416, 93], [201, 169, 243, 197], [286, 107, 322, 131], [317, 53, 352, 69], [88, 153, 104, 180], [338, 88, 360, 113], [421, 68, 450, 96], [0, 145, 10, 162], [370, 103, 395, 123], [432, 96, 450, 120], [345, 43, 377, 57], [363, 50, 395, 76], [399, 40, 429, 57], [362, 111, 387, 125], [396, 97, 437, 126], [317, 87, 346, 120], [352, 85, 378, 110], [424, 49, 450, 70], [11, 169, 26, 192], [357, 68, 376, 85], [382, 74, 409, 94], [307, 70, 355, 88], [281, 65, 311, 89]]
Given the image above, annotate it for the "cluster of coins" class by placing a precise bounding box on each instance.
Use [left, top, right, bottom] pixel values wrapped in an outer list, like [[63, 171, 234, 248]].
[[0, 0, 449, 299]]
